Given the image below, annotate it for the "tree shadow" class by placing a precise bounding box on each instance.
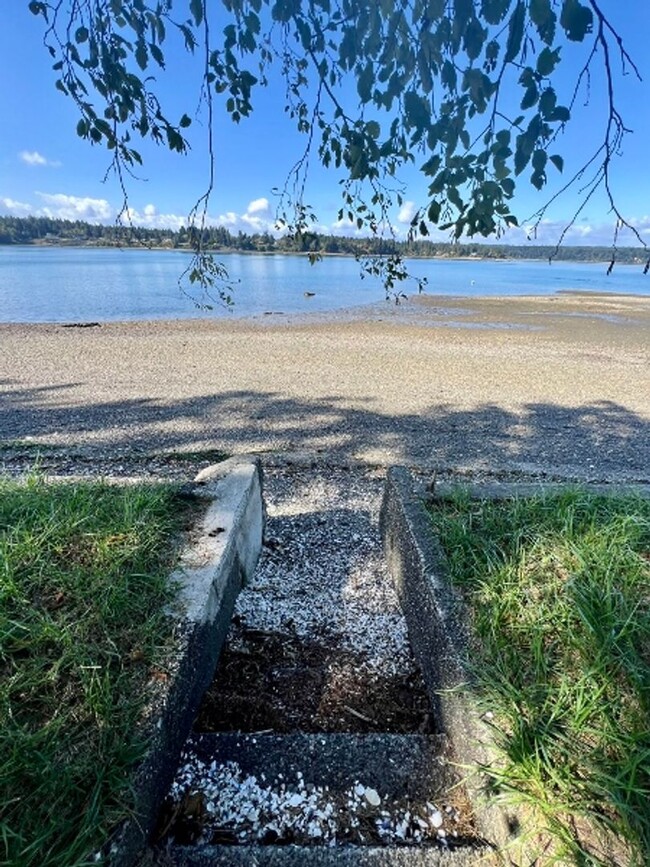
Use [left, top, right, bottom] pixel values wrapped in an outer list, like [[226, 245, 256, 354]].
[[0, 381, 648, 479]]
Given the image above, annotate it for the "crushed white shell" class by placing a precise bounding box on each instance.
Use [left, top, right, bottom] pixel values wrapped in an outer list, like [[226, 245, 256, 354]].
[[168, 753, 461, 847]]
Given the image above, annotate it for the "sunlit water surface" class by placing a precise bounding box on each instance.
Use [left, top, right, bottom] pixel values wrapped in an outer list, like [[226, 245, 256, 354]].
[[0, 246, 647, 323]]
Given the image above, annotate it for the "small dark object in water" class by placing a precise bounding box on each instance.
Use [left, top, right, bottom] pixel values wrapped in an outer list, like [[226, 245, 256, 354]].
[[304, 291, 316, 297], [62, 322, 101, 328]]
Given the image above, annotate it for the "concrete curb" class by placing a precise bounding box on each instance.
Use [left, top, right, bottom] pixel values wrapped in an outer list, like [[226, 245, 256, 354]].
[[379, 468, 526, 865], [106, 457, 264, 866]]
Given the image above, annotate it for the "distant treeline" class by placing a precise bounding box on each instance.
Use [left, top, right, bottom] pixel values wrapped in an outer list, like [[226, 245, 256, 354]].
[[0, 215, 646, 264]]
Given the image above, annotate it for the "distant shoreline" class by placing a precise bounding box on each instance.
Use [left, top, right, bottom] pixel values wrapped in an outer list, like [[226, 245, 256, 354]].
[[1, 215, 647, 266]]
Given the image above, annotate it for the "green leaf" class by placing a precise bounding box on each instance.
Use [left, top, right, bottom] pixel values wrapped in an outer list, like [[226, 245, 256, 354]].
[[532, 149, 547, 171], [272, 0, 300, 23], [454, 0, 474, 30], [427, 0, 446, 19], [480, 0, 511, 26], [560, 0, 593, 42], [428, 200, 442, 223], [135, 41, 148, 70], [464, 17, 487, 62], [421, 154, 442, 176], [514, 129, 535, 174], [550, 105, 570, 122], [179, 114, 192, 128], [150, 43, 165, 67], [403, 90, 430, 135], [550, 154, 564, 172], [505, 2, 526, 63], [365, 120, 380, 139], [75, 26, 88, 44], [531, 169, 545, 190], [538, 87, 557, 118], [179, 24, 196, 51], [521, 85, 539, 110], [529, 0, 557, 44], [536, 47, 560, 77], [441, 60, 457, 92], [190, 0, 203, 27], [357, 62, 373, 103]]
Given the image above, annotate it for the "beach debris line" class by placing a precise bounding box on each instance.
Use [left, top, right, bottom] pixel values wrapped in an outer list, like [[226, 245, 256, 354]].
[[163, 754, 464, 847]]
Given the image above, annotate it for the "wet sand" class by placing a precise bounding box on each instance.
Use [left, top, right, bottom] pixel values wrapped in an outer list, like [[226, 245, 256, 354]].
[[1, 293, 648, 480]]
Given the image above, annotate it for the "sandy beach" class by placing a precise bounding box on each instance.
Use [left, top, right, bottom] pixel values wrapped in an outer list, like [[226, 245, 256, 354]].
[[1, 292, 648, 481]]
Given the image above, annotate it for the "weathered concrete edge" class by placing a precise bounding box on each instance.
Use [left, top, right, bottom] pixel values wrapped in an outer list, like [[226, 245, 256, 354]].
[[107, 457, 264, 867], [170, 843, 497, 866], [379, 467, 524, 864]]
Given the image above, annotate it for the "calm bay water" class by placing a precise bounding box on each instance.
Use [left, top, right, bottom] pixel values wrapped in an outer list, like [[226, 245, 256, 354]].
[[0, 246, 648, 323]]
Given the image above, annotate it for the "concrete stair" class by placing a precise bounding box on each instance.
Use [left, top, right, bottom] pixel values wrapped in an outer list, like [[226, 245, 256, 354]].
[[158, 733, 492, 866], [169, 844, 488, 865]]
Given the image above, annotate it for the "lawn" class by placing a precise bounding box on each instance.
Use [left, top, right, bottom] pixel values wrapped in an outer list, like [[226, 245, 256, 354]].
[[0, 476, 188, 867], [429, 490, 650, 865]]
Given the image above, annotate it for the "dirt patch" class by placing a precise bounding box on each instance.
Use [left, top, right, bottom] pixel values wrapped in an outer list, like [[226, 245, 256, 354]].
[[195, 626, 435, 734]]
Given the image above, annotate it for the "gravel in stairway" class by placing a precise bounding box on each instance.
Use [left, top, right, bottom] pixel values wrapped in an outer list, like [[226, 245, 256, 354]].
[[196, 465, 433, 733], [161, 755, 469, 848], [162, 465, 467, 848], [235, 465, 411, 675], [196, 631, 433, 733]]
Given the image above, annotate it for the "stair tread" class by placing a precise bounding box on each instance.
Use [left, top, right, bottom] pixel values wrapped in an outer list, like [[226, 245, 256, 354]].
[[166, 843, 491, 865], [182, 732, 455, 798], [158, 733, 477, 854]]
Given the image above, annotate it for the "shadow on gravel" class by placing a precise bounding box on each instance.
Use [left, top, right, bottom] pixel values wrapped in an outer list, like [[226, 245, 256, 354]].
[[0, 383, 648, 479]]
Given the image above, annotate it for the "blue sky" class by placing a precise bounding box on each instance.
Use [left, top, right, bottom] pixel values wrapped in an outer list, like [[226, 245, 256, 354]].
[[1, 1, 648, 246]]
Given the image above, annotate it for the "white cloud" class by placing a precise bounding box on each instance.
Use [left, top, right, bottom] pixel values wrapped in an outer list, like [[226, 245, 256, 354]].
[[500, 216, 650, 247], [19, 150, 61, 167], [36, 192, 113, 222], [247, 197, 270, 215], [397, 201, 417, 224], [329, 216, 358, 236], [0, 196, 32, 215], [3, 191, 209, 230], [125, 203, 186, 230], [215, 211, 239, 227], [214, 197, 279, 234], [20, 150, 47, 166]]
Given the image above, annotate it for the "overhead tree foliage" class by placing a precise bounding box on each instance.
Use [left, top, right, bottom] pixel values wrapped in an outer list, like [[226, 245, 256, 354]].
[[28, 0, 648, 302]]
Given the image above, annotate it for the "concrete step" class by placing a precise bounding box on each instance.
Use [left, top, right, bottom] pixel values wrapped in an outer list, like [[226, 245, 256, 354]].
[[168, 843, 492, 865], [181, 732, 456, 800], [156, 733, 488, 864]]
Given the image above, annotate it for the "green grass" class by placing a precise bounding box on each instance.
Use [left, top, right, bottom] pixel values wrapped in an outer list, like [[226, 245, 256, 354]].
[[429, 489, 650, 865], [0, 476, 188, 867]]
